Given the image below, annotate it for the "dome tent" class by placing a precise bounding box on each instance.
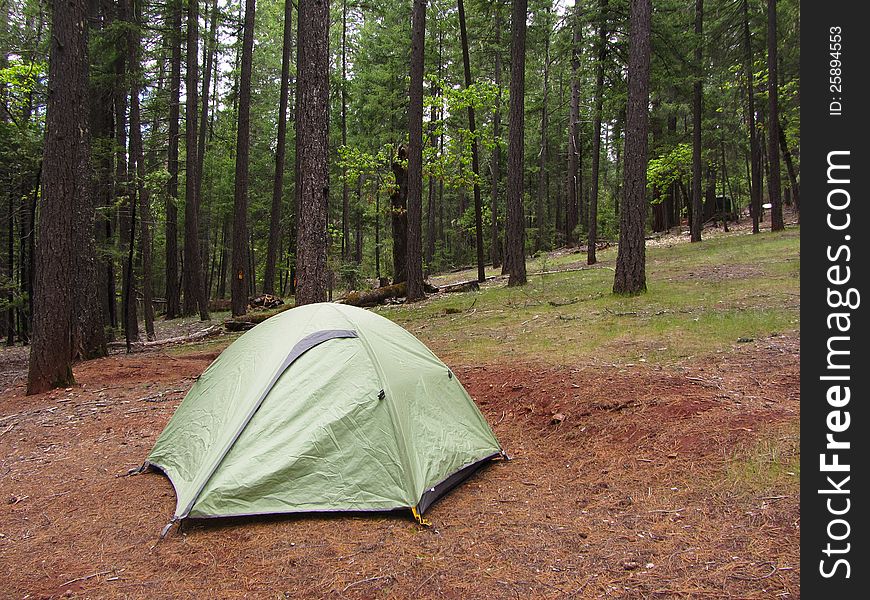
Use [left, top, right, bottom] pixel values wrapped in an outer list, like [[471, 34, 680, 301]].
[[143, 302, 504, 525]]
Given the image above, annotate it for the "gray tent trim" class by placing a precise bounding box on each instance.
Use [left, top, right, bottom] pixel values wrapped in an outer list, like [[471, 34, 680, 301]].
[[169, 329, 359, 519], [416, 451, 504, 514]]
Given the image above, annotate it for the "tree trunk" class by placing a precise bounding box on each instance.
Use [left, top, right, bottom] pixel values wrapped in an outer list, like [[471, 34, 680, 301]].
[[115, 0, 137, 341], [589, 0, 607, 264], [340, 0, 350, 261], [196, 0, 219, 305], [458, 0, 485, 282], [391, 147, 408, 284], [490, 4, 503, 267], [742, 0, 761, 234], [690, 0, 703, 243], [566, 6, 581, 247], [28, 0, 92, 392], [183, 0, 207, 318], [405, 0, 426, 301], [88, 0, 115, 335], [264, 0, 293, 295], [129, 0, 155, 340], [766, 0, 783, 231], [613, 0, 651, 296], [165, 0, 182, 319], [778, 119, 799, 217], [231, 0, 256, 316], [535, 4, 550, 254], [505, 0, 528, 286], [425, 77, 439, 271], [294, 0, 330, 306]]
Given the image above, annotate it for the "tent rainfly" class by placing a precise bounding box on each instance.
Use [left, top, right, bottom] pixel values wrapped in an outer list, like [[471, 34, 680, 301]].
[[140, 302, 504, 529]]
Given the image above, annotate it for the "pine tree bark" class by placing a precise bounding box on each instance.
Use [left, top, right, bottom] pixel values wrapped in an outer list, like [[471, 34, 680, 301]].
[[165, 0, 182, 318], [405, 0, 426, 301], [115, 0, 137, 341], [589, 0, 607, 264], [196, 0, 219, 305], [28, 0, 94, 393], [766, 0, 783, 231], [566, 6, 581, 247], [129, 0, 155, 339], [457, 0, 485, 282], [182, 0, 207, 318], [88, 0, 116, 333], [777, 119, 799, 217], [490, 3, 503, 267], [505, 0, 528, 286], [294, 0, 330, 306], [340, 0, 351, 261], [264, 0, 293, 295], [690, 0, 703, 243], [535, 5, 550, 254], [742, 0, 761, 234], [391, 151, 409, 285], [613, 0, 651, 296], [231, 0, 256, 316]]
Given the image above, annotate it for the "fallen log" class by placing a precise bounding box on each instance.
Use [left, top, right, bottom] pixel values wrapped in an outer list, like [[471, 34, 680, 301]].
[[223, 303, 294, 331], [107, 324, 222, 350], [436, 279, 480, 293], [339, 282, 408, 307]]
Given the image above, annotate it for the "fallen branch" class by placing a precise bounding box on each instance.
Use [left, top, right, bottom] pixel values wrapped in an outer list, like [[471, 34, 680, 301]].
[[341, 574, 394, 592], [338, 283, 408, 307], [60, 569, 116, 588], [437, 279, 480, 293], [223, 304, 295, 331], [108, 325, 222, 350]]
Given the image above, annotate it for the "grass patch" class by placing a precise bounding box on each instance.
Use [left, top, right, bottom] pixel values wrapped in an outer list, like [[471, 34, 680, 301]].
[[377, 228, 800, 365], [725, 423, 800, 492]]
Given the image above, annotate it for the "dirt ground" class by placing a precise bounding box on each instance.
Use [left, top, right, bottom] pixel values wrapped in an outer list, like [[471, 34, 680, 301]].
[[0, 327, 799, 599]]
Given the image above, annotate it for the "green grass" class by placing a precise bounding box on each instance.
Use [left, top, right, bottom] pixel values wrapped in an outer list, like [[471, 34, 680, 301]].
[[725, 423, 801, 491], [375, 228, 800, 365]]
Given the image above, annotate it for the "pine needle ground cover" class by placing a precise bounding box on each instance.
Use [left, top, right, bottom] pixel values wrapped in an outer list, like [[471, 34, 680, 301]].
[[0, 227, 799, 598]]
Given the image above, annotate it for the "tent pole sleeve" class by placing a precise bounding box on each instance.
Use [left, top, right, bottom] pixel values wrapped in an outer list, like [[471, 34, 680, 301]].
[[175, 329, 358, 519]]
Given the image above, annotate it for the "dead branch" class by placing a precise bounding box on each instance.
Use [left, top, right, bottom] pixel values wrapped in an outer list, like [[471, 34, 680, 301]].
[[108, 325, 222, 349]]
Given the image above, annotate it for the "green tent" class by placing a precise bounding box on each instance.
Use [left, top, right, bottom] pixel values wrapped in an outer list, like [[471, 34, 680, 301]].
[[144, 302, 503, 524]]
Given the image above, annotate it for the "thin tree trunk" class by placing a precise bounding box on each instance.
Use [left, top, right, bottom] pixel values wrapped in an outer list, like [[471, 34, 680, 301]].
[[129, 0, 155, 339], [391, 149, 408, 284], [340, 0, 350, 261], [164, 0, 182, 319], [405, 0, 426, 301], [742, 0, 761, 233], [613, 0, 651, 296], [196, 0, 218, 306], [566, 5, 581, 247], [115, 0, 137, 341], [375, 189, 381, 280], [182, 0, 207, 319], [535, 5, 550, 254], [458, 0, 485, 282], [506, 0, 528, 286], [778, 119, 799, 217], [294, 0, 330, 306], [589, 0, 607, 264], [231, 0, 256, 316], [425, 67, 439, 271], [766, 0, 783, 230], [264, 0, 293, 294], [690, 0, 703, 242], [720, 138, 729, 231], [490, 3, 502, 267]]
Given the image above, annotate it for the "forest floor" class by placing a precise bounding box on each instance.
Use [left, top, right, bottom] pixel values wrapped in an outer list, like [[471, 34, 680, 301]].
[[0, 212, 800, 599]]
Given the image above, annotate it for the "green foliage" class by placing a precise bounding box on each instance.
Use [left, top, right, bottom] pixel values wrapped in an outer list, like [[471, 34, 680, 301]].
[[647, 143, 692, 198]]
